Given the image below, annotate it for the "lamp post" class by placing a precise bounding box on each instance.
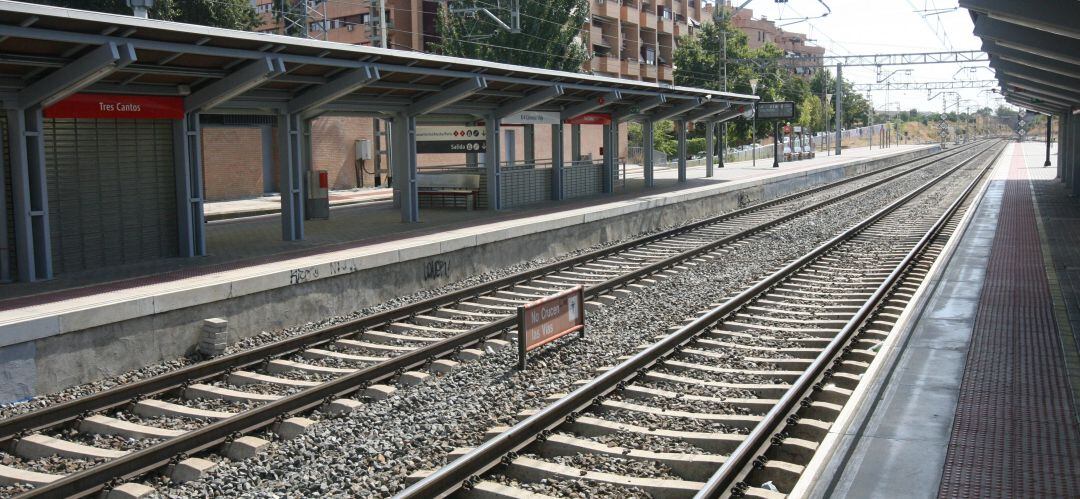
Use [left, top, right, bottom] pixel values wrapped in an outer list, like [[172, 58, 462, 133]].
[[750, 77, 759, 166], [824, 93, 833, 156]]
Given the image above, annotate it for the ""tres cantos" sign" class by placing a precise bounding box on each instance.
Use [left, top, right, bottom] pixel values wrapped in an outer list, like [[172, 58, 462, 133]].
[[44, 93, 185, 120]]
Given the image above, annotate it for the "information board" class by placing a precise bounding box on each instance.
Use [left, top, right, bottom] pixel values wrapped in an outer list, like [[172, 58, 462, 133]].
[[415, 126, 487, 154], [755, 101, 796, 120]]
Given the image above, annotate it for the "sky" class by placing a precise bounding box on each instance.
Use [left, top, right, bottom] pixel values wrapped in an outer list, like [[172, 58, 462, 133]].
[[728, 0, 1006, 114]]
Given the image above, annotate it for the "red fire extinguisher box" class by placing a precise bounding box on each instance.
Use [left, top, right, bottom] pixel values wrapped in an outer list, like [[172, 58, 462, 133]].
[[306, 170, 330, 219]]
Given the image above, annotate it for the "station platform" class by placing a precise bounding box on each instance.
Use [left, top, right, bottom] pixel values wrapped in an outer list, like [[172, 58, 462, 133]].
[[809, 142, 1080, 498], [0, 144, 935, 401]]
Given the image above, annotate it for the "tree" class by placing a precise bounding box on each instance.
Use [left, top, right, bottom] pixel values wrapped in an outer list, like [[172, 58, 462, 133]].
[[433, 0, 589, 71], [653, 120, 678, 157], [26, 0, 260, 30], [673, 18, 795, 145], [809, 68, 872, 128]]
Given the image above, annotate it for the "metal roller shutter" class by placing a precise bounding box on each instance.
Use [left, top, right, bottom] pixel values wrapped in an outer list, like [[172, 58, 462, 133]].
[[45, 118, 178, 275], [1, 116, 12, 282]]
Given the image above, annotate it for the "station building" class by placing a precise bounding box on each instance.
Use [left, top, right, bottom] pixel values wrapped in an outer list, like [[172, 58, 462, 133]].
[[0, 0, 755, 283], [198, 0, 721, 201]]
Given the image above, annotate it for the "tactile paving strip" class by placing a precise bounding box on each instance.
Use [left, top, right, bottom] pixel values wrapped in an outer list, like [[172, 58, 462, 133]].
[[938, 147, 1080, 498]]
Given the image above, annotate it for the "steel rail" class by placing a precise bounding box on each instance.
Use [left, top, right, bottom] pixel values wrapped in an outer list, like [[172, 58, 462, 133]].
[[694, 141, 1006, 499], [0, 145, 973, 448], [397, 141, 1003, 499], [12, 144, 986, 498]]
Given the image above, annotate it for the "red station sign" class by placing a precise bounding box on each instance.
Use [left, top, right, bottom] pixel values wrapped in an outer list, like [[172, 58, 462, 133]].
[[44, 93, 185, 120], [517, 285, 585, 369], [563, 113, 612, 126]]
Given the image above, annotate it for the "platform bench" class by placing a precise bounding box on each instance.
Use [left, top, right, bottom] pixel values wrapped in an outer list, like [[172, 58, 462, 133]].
[[416, 173, 481, 210]]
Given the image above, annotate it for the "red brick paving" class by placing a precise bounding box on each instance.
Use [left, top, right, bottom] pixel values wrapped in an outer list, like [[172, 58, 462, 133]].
[[938, 146, 1080, 498]]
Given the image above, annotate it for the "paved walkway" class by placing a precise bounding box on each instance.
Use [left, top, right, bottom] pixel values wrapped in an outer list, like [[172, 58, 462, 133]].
[[813, 142, 1080, 498], [0, 144, 928, 309], [204, 188, 392, 220], [938, 142, 1080, 497]]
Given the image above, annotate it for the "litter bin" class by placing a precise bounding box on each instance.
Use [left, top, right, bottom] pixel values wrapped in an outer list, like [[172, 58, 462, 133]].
[[306, 169, 330, 219]]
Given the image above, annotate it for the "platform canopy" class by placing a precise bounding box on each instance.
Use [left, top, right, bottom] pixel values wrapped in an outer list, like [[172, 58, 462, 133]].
[[963, 0, 1080, 115], [0, 1, 756, 120]]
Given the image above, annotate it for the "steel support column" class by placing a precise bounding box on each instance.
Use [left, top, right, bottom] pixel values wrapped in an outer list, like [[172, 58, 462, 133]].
[[835, 63, 843, 156], [485, 114, 502, 210], [602, 123, 614, 193], [0, 117, 7, 282], [551, 122, 564, 200], [1059, 113, 1067, 181], [523, 124, 535, 166], [1046, 114, 1053, 167], [677, 120, 688, 182], [705, 121, 715, 177], [279, 113, 306, 239], [719, 122, 725, 168], [173, 113, 206, 257], [571, 124, 581, 163], [1067, 115, 1075, 196], [1063, 115, 1071, 187], [6, 106, 50, 281], [391, 113, 419, 222], [643, 120, 655, 187]]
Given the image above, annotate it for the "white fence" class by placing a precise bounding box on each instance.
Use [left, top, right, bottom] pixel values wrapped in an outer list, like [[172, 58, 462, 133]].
[[722, 124, 894, 163]]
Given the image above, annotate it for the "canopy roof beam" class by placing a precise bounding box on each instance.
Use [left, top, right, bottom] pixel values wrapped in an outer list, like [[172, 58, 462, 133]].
[[186, 56, 285, 113], [18, 41, 135, 108], [973, 16, 1080, 66], [648, 97, 707, 122], [685, 103, 732, 123], [561, 90, 622, 121], [617, 95, 667, 122], [493, 84, 564, 118], [287, 65, 379, 115], [407, 77, 487, 116]]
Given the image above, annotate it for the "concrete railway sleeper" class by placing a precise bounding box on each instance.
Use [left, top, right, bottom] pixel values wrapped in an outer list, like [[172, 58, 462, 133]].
[[399, 141, 1005, 499], [0, 142, 995, 497]]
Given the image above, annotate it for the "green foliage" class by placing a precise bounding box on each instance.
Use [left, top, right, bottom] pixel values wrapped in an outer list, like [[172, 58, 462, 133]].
[[686, 137, 706, 158], [433, 0, 589, 71], [995, 105, 1018, 118], [654, 120, 678, 157], [275, 0, 310, 36], [809, 68, 872, 128], [28, 0, 260, 30], [797, 94, 825, 132], [628, 122, 642, 145]]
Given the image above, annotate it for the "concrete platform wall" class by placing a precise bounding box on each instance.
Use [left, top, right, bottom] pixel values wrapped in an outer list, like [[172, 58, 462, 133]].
[[0, 146, 939, 402]]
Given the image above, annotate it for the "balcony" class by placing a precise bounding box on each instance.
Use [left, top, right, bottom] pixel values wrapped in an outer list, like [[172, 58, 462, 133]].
[[591, 55, 621, 74], [657, 16, 672, 33], [674, 20, 687, 38], [620, 0, 639, 23], [658, 64, 672, 82], [593, 0, 620, 19], [641, 63, 657, 80], [639, 7, 657, 29], [621, 58, 640, 77]]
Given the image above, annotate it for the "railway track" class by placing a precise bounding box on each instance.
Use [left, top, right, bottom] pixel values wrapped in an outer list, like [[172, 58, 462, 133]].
[[0, 142, 992, 497], [399, 140, 1006, 499]]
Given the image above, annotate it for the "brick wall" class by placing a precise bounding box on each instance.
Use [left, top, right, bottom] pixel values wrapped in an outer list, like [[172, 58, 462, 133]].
[[310, 116, 371, 189], [202, 127, 265, 202], [201, 117, 630, 201]]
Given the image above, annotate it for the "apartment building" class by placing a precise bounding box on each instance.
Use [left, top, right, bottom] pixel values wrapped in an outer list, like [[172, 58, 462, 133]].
[[704, 2, 826, 79], [254, 0, 704, 84]]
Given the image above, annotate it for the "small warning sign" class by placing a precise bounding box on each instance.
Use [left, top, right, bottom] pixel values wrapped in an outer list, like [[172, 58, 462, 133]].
[[517, 285, 586, 370]]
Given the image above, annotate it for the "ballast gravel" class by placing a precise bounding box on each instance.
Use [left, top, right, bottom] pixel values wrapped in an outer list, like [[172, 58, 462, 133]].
[[0, 146, 993, 498], [156, 151, 991, 498]]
